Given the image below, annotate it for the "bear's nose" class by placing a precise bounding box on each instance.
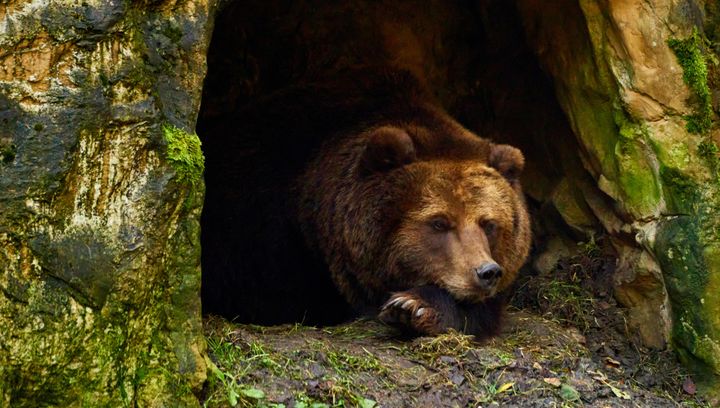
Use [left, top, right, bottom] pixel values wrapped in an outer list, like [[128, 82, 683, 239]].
[[475, 262, 503, 288]]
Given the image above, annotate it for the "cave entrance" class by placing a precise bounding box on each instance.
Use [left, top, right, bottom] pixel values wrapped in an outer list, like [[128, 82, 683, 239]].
[[196, 0, 595, 325]]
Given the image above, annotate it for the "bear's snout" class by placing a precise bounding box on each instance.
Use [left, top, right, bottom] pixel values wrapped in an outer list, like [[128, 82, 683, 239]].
[[474, 262, 503, 291]]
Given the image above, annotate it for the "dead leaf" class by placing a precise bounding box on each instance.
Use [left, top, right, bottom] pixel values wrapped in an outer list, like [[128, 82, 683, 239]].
[[604, 356, 621, 368], [588, 369, 631, 400], [568, 330, 586, 344], [588, 369, 606, 381], [543, 377, 562, 387], [610, 385, 631, 400], [496, 382, 514, 393]]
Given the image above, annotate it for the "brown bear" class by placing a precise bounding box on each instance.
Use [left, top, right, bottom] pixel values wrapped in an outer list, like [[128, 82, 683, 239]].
[[200, 67, 530, 338]]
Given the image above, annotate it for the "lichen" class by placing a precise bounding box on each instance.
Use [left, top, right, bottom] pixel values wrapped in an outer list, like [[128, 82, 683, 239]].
[[163, 123, 205, 186], [667, 28, 714, 135]]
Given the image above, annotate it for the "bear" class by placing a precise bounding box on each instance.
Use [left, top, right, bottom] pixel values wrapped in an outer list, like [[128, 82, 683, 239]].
[[200, 67, 531, 338]]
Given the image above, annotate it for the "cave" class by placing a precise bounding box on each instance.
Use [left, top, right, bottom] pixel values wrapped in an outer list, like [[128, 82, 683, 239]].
[[196, 0, 601, 326], [4, 0, 720, 404]]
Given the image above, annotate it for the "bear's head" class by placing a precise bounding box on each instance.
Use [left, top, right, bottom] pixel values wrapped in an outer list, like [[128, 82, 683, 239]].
[[360, 126, 530, 304]]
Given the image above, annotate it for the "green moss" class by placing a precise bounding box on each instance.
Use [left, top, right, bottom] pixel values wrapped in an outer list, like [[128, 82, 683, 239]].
[[121, 62, 155, 91], [675, 314, 720, 382], [655, 216, 720, 392], [0, 142, 16, 164], [616, 142, 661, 213], [617, 115, 644, 140], [163, 123, 205, 186], [706, 1, 720, 52], [687, 114, 713, 136], [698, 140, 720, 176], [659, 166, 701, 214], [573, 98, 619, 181], [703, 245, 720, 339], [611, 112, 663, 217], [661, 157, 720, 386], [668, 28, 714, 134], [160, 20, 183, 44]]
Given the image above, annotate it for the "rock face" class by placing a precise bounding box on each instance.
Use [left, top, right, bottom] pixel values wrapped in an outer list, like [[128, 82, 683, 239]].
[[518, 0, 720, 394], [0, 0, 215, 405]]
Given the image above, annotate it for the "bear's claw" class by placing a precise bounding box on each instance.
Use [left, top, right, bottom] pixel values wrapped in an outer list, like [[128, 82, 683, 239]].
[[379, 292, 444, 335]]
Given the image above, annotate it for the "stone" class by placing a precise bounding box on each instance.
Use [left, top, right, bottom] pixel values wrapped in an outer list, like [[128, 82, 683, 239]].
[[533, 236, 575, 275], [614, 247, 671, 349], [0, 0, 216, 405], [551, 177, 597, 234]]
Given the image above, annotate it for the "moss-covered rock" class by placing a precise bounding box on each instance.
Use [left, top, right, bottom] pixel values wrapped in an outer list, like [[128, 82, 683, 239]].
[[164, 124, 206, 186], [518, 0, 720, 395], [655, 216, 720, 391], [0, 0, 216, 405], [668, 28, 714, 135]]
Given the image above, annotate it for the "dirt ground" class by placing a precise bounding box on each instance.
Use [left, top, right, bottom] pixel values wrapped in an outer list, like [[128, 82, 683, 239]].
[[199, 247, 710, 407]]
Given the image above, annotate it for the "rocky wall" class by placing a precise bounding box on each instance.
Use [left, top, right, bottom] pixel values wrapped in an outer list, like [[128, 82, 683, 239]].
[[518, 0, 720, 394], [0, 0, 215, 405]]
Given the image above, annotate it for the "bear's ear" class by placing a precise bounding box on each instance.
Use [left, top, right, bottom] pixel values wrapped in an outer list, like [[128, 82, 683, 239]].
[[489, 144, 524, 183], [360, 126, 417, 175]]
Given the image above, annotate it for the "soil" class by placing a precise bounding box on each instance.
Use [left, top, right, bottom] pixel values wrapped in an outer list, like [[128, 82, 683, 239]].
[[199, 247, 709, 408]]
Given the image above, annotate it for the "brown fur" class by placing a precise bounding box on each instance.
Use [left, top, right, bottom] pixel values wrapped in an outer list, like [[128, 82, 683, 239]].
[[201, 67, 530, 336], [295, 82, 530, 336]]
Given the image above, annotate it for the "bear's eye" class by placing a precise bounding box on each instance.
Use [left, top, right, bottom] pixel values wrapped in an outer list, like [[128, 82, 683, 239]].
[[429, 217, 452, 232], [481, 220, 498, 240]]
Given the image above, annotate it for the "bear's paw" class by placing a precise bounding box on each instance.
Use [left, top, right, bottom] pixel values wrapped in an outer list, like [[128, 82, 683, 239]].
[[379, 290, 446, 335]]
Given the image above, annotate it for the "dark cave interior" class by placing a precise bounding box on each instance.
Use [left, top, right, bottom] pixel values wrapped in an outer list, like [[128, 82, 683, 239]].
[[196, 0, 597, 325]]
